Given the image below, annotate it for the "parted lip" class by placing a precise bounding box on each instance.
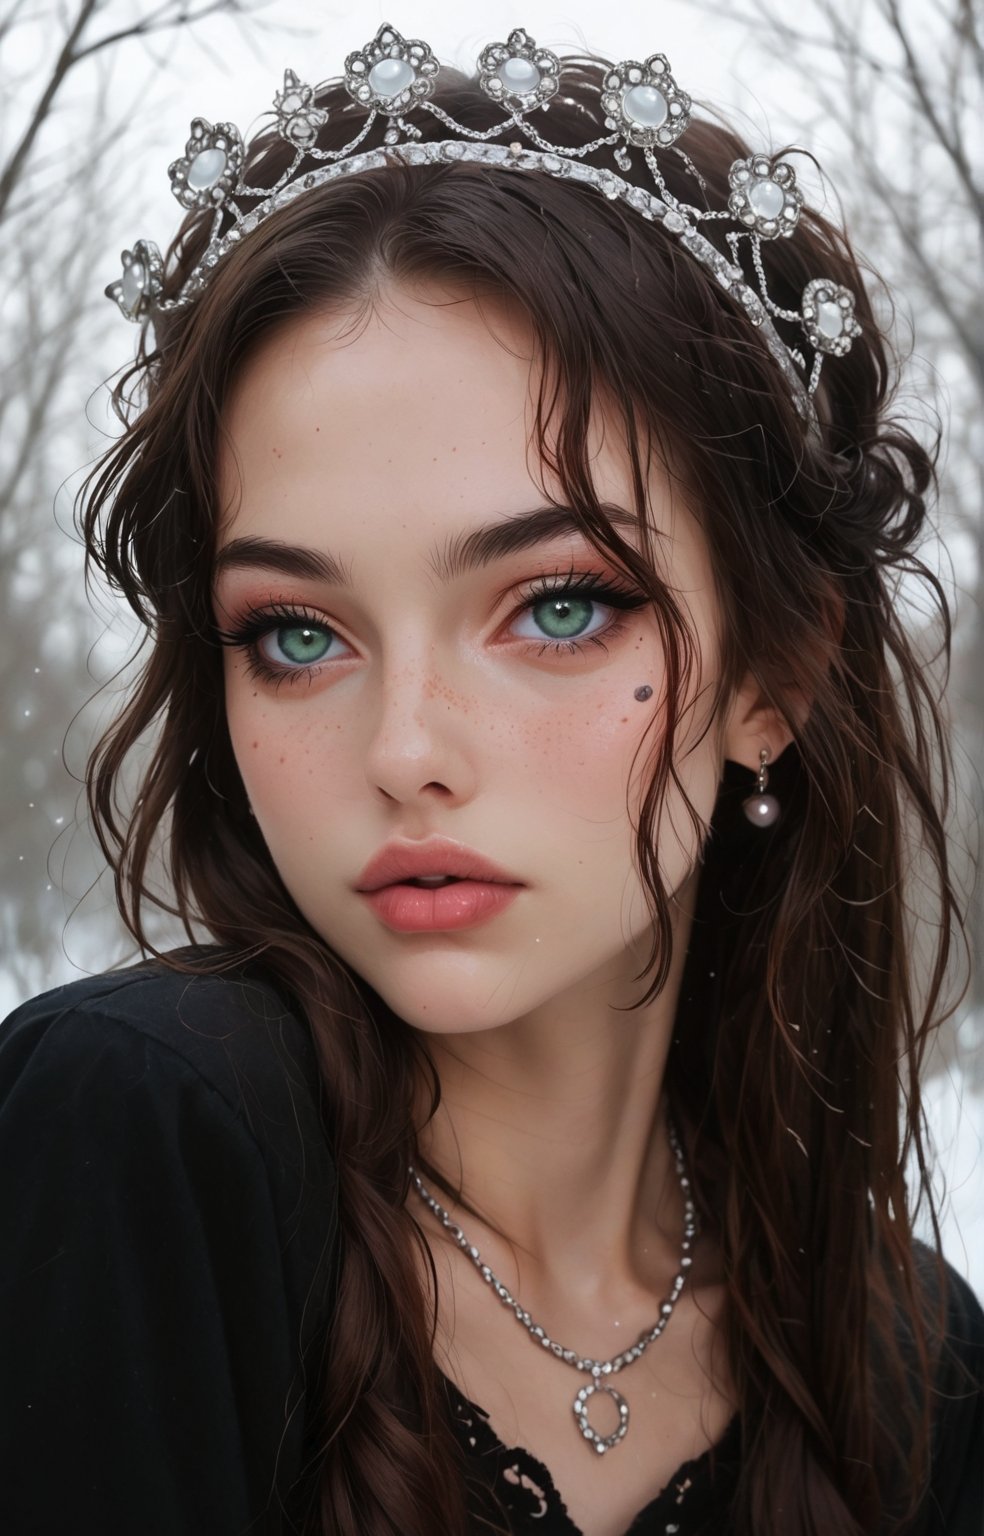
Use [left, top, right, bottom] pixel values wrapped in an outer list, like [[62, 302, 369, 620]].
[[354, 837, 524, 893]]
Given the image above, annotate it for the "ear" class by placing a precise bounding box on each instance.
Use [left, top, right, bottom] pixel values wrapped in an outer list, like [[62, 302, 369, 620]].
[[722, 586, 844, 772], [720, 674, 804, 773]]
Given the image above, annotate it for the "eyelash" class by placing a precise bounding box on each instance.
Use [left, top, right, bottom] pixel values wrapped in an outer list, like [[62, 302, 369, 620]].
[[214, 571, 649, 689]]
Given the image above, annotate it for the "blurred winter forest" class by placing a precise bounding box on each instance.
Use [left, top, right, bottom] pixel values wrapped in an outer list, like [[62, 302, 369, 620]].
[[1, 1, 981, 1270]]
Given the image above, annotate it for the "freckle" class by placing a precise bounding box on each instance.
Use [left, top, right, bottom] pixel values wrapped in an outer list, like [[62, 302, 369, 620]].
[[279, 756, 285, 764], [620, 717, 628, 723]]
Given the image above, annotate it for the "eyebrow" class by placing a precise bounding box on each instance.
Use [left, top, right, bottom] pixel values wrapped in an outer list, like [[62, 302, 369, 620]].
[[212, 503, 639, 587]]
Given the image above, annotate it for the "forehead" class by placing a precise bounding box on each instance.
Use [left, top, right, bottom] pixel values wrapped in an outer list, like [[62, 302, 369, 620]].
[[212, 281, 709, 600], [218, 283, 635, 534]]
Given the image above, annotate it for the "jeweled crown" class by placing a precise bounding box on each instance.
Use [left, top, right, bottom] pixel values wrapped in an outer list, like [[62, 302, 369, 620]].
[[105, 22, 863, 425]]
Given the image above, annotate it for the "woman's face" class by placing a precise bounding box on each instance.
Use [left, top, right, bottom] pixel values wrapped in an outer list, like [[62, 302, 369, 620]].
[[213, 282, 730, 1035]]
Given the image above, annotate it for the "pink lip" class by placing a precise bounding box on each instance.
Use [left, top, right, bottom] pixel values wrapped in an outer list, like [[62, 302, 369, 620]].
[[354, 836, 522, 893], [362, 881, 521, 934]]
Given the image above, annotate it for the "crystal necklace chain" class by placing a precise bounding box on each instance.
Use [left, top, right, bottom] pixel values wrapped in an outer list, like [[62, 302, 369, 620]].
[[408, 1116, 698, 1455]]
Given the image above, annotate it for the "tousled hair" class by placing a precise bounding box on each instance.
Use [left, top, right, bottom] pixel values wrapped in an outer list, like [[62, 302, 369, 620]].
[[80, 54, 967, 1536]]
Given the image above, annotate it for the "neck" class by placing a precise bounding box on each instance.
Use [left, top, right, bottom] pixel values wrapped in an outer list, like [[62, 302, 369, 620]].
[[411, 870, 700, 1304]]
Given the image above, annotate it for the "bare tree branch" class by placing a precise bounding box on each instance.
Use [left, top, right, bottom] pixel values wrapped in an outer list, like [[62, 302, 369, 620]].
[[71, 0, 247, 66], [0, 0, 292, 997], [679, 0, 898, 77], [0, 0, 36, 50], [0, 0, 100, 222], [679, 0, 983, 1028], [0, 0, 260, 225], [877, 0, 983, 226]]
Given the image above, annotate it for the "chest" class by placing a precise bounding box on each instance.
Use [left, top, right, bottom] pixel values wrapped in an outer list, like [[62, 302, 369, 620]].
[[429, 1250, 735, 1536]]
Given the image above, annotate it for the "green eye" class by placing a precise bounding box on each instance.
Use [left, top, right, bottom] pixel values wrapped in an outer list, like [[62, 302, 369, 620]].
[[530, 597, 595, 640], [270, 624, 332, 665]]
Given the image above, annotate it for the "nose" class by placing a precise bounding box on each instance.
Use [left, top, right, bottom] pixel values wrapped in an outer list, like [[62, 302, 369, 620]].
[[363, 660, 478, 808]]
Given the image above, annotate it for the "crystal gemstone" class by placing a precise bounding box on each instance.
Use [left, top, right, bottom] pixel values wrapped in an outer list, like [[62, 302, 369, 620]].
[[748, 178, 784, 220], [498, 56, 541, 92], [369, 58, 415, 96], [622, 85, 668, 128], [817, 300, 844, 339], [122, 261, 145, 309], [187, 148, 227, 190]]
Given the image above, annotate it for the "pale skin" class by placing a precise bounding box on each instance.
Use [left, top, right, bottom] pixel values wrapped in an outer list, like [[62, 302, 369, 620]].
[[213, 279, 800, 1536]]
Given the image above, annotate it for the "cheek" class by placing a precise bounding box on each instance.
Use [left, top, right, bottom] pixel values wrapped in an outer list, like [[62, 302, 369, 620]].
[[237, 694, 642, 799], [224, 676, 363, 833], [223, 626, 661, 827], [507, 692, 649, 811], [464, 628, 658, 797]]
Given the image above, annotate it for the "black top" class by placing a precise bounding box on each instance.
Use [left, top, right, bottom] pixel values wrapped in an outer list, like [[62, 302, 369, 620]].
[[1, 959, 981, 1536]]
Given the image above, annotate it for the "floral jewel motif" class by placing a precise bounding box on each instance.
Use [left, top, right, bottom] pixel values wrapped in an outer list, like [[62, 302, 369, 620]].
[[102, 22, 857, 423], [477, 27, 560, 110], [274, 69, 328, 150], [601, 54, 691, 149], [168, 118, 244, 210], [343, 22, 440, 117], [728, 156, 803, 239], [801, 279, 862, 355], [104, 239, 164, 320]]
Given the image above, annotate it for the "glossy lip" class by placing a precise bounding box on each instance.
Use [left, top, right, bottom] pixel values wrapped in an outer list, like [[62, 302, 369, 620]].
[[361, 880, 521, 934], [354, 836, 524, 894]]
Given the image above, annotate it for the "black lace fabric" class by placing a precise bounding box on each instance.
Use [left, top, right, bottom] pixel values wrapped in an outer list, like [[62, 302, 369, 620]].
[[439, 1371, 742, 1535]]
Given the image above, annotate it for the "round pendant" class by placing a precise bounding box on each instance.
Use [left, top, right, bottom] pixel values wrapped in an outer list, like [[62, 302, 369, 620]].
[[187, 147, 227, 191], [498, 56, 541, 93], [573, 1380, 630, 1454], [368, 57, 416, 96], [622, 83, 668, 128], [742, 792, 780, 827]]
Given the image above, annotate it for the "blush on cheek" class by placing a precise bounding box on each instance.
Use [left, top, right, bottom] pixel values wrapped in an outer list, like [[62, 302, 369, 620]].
[[228, 695, 360, 826], [226, 645, 659, 835], [502, 687, 652, 806]]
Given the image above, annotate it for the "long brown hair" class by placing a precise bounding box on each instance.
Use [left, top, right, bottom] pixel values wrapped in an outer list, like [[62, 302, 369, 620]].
[[80, 51, 967, 1536]]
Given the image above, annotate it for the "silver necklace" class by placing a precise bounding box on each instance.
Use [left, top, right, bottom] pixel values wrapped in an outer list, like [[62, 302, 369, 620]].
[[408, 1116, 697, 1455]]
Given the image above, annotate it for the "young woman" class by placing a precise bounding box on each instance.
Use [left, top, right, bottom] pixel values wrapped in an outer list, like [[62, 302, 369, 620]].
[[1, 23, 981, 1536]]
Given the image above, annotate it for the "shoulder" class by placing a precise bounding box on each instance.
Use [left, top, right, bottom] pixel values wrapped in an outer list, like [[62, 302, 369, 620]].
[[911, 1238, 984, 1381], [907, 1241, 984, 1534], [0, 949, 328, 1177], [0, 944, 339, 1350], [0, 950, 339, 1528], [0, 949, 339, 1275]]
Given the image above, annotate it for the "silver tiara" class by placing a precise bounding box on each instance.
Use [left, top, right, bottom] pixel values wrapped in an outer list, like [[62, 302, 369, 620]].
[[105, 22, 863, 425]]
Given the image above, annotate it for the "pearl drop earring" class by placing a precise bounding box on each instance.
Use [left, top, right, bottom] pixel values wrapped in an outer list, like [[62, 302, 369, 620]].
[[742, 747, 780, 827]]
